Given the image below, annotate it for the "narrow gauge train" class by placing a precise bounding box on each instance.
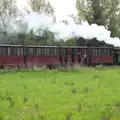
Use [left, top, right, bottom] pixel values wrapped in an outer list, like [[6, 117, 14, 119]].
[[0, 44, 118, 68]]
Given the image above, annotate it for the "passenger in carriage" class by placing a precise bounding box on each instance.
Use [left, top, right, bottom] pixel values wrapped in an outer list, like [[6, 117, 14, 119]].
[[84, 52, 87, 65], [78, 52, 81, 64]]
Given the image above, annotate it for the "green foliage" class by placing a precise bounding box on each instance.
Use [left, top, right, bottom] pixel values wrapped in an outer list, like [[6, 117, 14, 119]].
[[0, 0, 21, 32], [66, 38, 76, 46], [27, 0, 54, 15], [76, 0, 120, 37]]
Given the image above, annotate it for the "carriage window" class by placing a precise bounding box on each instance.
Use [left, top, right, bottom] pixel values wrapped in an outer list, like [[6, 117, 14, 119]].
[[44, 48, 48, 56], [92, 49, 95, 56], [64, 48, 68, 56], [104, 49, 106, 56], [50, 48, 54, 56], [58, 48, 62, 56], [104, 48, 109, 56], [101, 49, 104, 56], [93, 49, 96, 56], [49, 48, 53, 56], [106, 49, 109, 56], [99, 49, 101, 56], [21, 48, 23, 55], [43, 48, 46, 56], [54, 48, 57, 56], [36, 48, 40, 56], [38, 48, 41, 56], [96, 49, 97, 56], [33, 48, 37, 56], [1, 47, 7, 56], [71, 48, 75, 54], [77, 48, 81, 55], [41, 48, 45, 56], [98, 49, 101, 56], [14, 48, 17, 55], [29, 48, 33, 56], [46, 48, 49, 56], [17, 48, 21, 56], [104, 48, 108, 56], [24, 47, 29, 56], [75, 48, 77, 54], [84, 48, 86, 53], [8, 47, 11, 56], [109, 49, 112, 56], [96, 49, 99, 56], [9, 47, 16, 56], [97, 49, 100, 56]]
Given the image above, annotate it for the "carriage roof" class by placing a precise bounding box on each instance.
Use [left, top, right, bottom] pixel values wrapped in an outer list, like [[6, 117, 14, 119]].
[[0, 44, 113, 49]]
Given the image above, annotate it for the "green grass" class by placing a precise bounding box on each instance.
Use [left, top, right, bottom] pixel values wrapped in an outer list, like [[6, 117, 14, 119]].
[[0, 66, 120, 120]]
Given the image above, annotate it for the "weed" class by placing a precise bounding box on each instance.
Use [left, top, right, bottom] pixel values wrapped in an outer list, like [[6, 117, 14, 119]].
[[71, 82, 74, 86], [94, 75, 100, 79], [23, 96, 28, 103], [101, 104, 112, 120], [35, 103, 39, 109], [7, 97, 14, 107], [39, 115, 45, 120], [114, 100, 120, 108], [64, 82, 70, 86], [71, 88, 77, 94], [84, 87, 89, 93], [19, 75, 25, 80], [65, 113, 72, 120], [52, 80, 56, 84], [24, 84, 27, 90], [77, 103, 82, 112]]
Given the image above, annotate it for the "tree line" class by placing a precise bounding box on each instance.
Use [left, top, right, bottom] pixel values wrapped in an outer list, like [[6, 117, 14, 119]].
[[0, 0, 120, 46]]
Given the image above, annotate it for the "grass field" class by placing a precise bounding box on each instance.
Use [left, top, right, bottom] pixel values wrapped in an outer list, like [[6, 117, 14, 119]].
[[0, 66, 120, 120]]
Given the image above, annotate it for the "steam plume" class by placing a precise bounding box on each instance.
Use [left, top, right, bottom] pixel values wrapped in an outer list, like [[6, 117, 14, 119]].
[[9, 12, 120, 47]]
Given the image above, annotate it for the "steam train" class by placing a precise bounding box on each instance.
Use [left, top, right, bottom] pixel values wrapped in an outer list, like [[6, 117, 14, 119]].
[[0, 44, 119, 68]]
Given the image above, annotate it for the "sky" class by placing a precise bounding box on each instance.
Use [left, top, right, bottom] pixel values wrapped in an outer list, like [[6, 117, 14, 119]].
[[16, 0, 77, 20]]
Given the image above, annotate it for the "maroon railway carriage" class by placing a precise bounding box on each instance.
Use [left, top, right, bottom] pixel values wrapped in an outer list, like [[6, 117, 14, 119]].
[[90, 47, 113, 65], [0, 44, 114, 67], [0, 44, 24, 67]]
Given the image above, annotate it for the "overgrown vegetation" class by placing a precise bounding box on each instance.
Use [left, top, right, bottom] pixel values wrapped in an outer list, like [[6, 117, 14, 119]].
[[0, 66, 120, 119]]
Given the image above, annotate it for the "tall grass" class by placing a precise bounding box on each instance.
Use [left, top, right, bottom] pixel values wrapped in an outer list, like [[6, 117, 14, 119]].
[[0, 66, 120, 119]]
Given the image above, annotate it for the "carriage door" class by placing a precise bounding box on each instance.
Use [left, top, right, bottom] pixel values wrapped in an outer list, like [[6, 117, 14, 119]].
[[58, 48, 63, 64], [64, 48, 68, 65], [77, 48, 81, 64], [84, 48, 89, 65], [71, 48, 75, 64], [87, 47, 91, 65], [81, 48, 89, 65], [24, 47, 29, 66]]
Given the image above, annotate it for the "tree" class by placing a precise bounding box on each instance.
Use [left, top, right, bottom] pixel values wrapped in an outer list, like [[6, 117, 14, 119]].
[[76, 0, 120, 38], [27, 0, 54, 15], [76, 0, 120, 25], [0, 0, 20, 31], [66, 38, 77, 46], [24, 0, 55, 45]]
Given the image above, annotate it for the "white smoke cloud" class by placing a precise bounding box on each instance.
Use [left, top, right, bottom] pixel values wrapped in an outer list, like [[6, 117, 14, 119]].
[[14, 12, 120, 47]]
